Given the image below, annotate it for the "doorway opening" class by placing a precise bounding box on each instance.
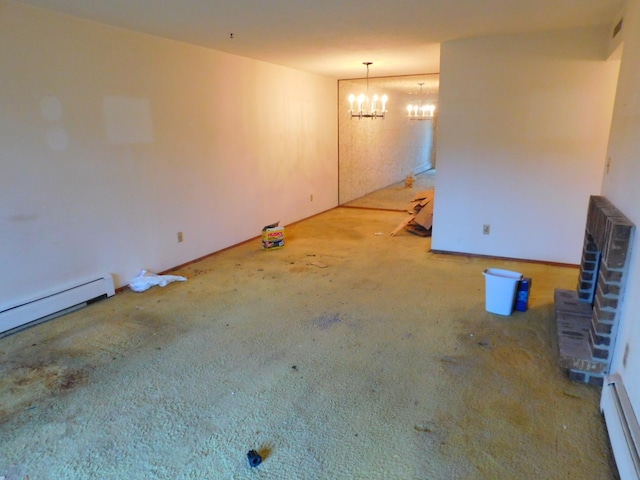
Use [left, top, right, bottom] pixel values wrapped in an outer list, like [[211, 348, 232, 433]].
[[338, 73, 439, 211]]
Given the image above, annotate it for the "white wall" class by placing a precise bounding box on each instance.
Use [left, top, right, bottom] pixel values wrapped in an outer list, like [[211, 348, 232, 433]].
[[602, 0, 640, 410], [0, 1, 338, 305], [432, 27, 620, 263]]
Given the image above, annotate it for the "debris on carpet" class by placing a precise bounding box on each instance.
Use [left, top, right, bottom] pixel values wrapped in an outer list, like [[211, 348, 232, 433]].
[[390, 189, 434, 237], [247, 449, 262, 467]]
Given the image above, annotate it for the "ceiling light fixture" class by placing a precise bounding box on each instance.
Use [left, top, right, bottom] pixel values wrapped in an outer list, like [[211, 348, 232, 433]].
[[407, 83, 436, 120], [348, 62, 387, 119]]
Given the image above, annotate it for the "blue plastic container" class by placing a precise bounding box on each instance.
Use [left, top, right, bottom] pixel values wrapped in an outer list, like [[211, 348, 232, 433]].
[[514, 277, 532, 312]]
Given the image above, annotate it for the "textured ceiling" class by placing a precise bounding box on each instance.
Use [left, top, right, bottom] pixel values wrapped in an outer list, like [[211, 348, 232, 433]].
[[14, 0, 625, 79]]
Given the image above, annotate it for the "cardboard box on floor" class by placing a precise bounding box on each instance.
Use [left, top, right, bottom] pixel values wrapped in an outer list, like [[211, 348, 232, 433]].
[[390, 189, 434, 237], [262, 221, 285, 250]]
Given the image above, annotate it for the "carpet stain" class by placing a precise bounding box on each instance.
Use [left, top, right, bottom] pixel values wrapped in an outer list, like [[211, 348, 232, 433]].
[[414, 422, 435, 433], [56, 369, 88, 391], [490, 346, 536, 368], [289, 265, 310, 273], [310, 313, 341, 330], [0, 359, 91, 424], [440, 355, 479, 376]]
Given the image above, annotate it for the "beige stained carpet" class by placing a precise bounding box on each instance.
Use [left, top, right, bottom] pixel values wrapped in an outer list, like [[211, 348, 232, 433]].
[[0, 207, 616, 479]]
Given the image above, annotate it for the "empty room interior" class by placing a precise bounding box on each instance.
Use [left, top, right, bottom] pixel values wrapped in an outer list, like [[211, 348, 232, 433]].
[[2, 0, 640, 478]]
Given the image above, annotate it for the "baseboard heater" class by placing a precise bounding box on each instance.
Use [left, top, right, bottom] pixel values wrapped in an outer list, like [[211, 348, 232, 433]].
[[0, 274, 115, 336], [602, 373, 640, 480]]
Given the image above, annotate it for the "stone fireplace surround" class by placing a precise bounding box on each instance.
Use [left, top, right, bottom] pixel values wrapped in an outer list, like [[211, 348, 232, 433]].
[[555, 196, 635, 386]]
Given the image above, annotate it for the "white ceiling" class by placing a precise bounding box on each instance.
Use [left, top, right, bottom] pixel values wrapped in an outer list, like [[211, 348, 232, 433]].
[[14, 0, 625, 79]]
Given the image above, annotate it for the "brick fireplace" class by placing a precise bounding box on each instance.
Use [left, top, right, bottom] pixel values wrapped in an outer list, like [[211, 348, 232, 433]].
[[555, 196, 635, 386]]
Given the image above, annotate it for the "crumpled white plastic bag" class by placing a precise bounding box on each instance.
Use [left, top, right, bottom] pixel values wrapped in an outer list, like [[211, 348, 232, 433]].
[[128, 269, 187, 292]]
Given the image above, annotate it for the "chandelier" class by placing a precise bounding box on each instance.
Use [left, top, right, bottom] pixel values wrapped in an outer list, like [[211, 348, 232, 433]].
[[348, 62, 388, 119], [407, 82, 436, 120]]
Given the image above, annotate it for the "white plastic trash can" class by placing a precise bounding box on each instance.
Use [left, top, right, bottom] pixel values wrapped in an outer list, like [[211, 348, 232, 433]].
[[482, 268, 523, 315]]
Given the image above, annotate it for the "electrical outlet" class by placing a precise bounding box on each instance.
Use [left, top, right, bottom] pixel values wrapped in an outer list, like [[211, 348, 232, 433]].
[[177, 231, 184, 243], [483, 224, 490, 235]]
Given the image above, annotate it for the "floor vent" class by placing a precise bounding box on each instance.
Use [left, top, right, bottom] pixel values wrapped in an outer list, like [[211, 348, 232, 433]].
[[0, 274, 115, 336], [602, 373, 640, 480]]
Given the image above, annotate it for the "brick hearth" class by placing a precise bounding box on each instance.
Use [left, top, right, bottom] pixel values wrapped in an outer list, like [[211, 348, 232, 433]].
[[555, 196, 634, 386]]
